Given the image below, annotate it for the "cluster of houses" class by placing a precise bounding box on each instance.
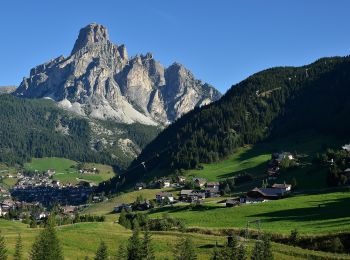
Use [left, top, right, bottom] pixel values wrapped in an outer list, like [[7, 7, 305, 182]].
[[226, 183, 292, 207], [0, 198, 77, 221], [267, 152, 295, 179], [155, 178, 220, 204]]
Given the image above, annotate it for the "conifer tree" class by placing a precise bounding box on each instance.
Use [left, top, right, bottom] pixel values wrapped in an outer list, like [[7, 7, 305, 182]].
[[126, 226, 142, 260], [237, 244, 247, 260], [13, 234, 23, 260], [94, 241, 108, 260], [30, 217, 64, 260], [0, 234, 7, 260], [220, 235, 238, 259], [262, 235, 273, 260], [173, 236, 197, 260], [211, 242, 220, 260], [251, 240, 263, 260], [142, 228, 155, 260]]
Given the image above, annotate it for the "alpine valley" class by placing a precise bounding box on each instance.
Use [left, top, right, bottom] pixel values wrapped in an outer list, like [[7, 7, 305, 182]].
[[2, 23, 221, 168]]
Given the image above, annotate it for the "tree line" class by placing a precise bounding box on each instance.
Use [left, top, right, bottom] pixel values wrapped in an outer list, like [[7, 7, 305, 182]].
[[0, 219, 275, 259], [121, 56, 350, 187]]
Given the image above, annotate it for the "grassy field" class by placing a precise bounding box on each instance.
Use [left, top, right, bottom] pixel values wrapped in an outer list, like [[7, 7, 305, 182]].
[[23, 157, 115, 185], [83, 188, 173, 221], [1, 219, 349, 260], [148, 190, 350, 235], [185, 131, 345, 189]]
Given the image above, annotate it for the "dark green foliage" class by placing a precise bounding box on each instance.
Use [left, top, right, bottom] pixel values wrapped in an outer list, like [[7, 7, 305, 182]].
[[211, 243, 220, 260], [173, 236, 197, 260], [126, 227, 143, 260], [30, 217, 64, 260], [251, 240, 264, 260], [128, 56, 350, 181], [118, 209, 131, 229], [13, 234, 22, 260], [289, 229, 299, 246], [262, 235, 273, 260], [94, 241, 108, 260], [0, 95, 113, 165], [141, 228, 155, 260], [0, 234, 7, 260], [237, 244, 247, 260], [251, 234, 273, 260]]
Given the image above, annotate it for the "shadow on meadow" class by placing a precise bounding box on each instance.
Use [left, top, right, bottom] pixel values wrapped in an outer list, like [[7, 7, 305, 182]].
[[249, 194, 350, 224]]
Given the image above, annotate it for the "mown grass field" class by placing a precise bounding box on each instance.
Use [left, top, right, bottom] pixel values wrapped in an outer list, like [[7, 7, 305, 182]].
[[23, 157, 115, 184], [185, 131, 345, 190], [148, 190, 350, 235], [83, 188, 173, 221], [1, 219, 349, 260]]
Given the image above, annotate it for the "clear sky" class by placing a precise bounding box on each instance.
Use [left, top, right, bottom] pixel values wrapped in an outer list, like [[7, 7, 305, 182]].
[[1, 0, 350, 93]]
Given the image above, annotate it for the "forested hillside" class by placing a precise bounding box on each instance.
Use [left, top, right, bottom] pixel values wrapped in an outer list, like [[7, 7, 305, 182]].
[[0, 95, 113, 165], [126, 56, 350, 180]]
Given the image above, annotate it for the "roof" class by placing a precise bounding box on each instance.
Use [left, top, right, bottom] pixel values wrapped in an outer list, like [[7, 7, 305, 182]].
[[156, 192, 173, 197], [272, 183, 291, 189], [250, 187, 283, 197], [193, 177, 207, 183], [207, 182, 220, 186], [342, 144, 350, 152], [180, 190, 193, 195]]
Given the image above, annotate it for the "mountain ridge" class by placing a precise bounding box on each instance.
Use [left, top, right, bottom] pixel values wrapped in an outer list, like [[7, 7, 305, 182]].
[[14, 23, 221, 126]]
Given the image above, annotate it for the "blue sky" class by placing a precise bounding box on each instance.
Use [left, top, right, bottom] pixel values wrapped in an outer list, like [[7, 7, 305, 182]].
[[1, 0, 350, 93]]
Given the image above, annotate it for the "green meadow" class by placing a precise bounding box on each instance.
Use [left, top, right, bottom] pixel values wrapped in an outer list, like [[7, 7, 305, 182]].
[[148, 190, 350, 235], [1, 219, 349, 260]]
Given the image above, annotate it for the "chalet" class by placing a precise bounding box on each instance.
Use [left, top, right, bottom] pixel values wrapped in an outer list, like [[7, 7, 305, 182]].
[[180, 190, 193, 201], [133, 200, 153, 211], [342, 144, 350, 152], [206, 182, 220, 189], [177, 176, 186, 184], [156, 192, 174, 203], [188, 191, 206, 202], [62, 205, 76, 215], [34, 212, 48, 220], [114, 203, 132, 213], [226, 199, 240, 207], [158, 178, 171, 188], [135, 183, 146, 190], [247, 187, 284, 200], [205, 188, 220, 198], [193, 177, 207, 188], [272, 183, 292, 192], [274, 152, 294, 163]]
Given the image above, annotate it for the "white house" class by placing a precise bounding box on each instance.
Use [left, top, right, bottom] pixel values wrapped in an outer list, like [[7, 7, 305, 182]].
[[156, 192, 174, 203]]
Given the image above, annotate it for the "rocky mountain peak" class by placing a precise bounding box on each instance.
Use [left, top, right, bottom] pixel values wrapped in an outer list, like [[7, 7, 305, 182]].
[[71, 23, 110, 55], [15, 23, 221, 126]]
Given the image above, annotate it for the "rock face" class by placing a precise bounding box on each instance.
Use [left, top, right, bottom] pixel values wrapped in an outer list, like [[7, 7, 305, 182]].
[[15, 23, 221, 125]]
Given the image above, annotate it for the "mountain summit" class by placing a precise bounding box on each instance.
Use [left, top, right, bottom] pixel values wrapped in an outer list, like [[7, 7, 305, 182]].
[[15, 23, 221, 125]]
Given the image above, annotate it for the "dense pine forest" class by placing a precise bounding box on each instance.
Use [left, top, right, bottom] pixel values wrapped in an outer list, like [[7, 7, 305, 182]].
[[0, 95, 113, 165], [125, 56, 350, 181]]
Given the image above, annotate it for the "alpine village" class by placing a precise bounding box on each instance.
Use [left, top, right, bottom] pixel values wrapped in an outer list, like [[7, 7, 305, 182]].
[[1, 1, 350, 259]]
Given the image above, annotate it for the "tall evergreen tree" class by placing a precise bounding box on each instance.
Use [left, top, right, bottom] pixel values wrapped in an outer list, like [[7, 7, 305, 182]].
[[142, 229, 155, 260], [30, 217, 64, 260], [220, 236, 238, 260], [126, 227, 142, 260], [211, 242, 220, 260], [251, 240, 263, 260], [0, 234, 7, 260], [262, 235, 273, 260], [173, 236, 197, 260], [13, 234, 23, 260], [94, 241, 108, 260], [237, 244, 246, 260]]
